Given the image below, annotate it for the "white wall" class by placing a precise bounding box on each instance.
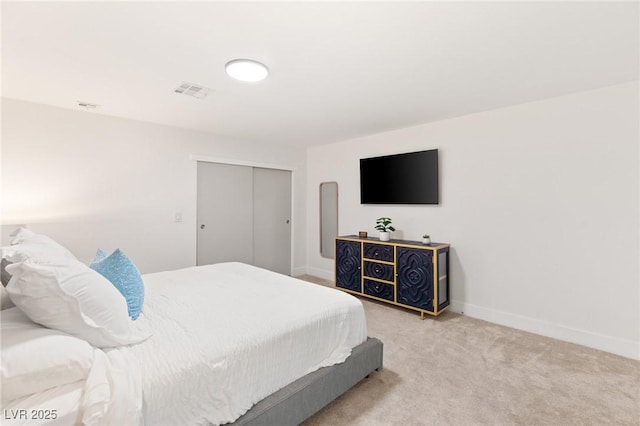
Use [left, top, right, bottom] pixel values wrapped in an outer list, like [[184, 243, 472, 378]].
[[306, 82, 639, 359], [1, 98, 307, 275]]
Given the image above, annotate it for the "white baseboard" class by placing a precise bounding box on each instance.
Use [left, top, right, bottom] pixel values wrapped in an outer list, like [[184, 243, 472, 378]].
[[292, 266, 307, 277], [300, 267, 639, 360], [449, 300, 639, 360], [305, 266, 334, 281]]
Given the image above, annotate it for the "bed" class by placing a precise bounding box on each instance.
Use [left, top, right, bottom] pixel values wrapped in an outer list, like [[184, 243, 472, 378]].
[[1, 231, 383, 426]]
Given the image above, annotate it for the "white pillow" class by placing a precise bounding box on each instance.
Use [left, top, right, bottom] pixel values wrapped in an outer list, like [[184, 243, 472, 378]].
[[1, 285, 15, 310], [5, 261, 148, 348], [4, 381, 85, 425], [2, 228, 77, 264], [1, 308, 95, 404], [8, 227, 36, 244]]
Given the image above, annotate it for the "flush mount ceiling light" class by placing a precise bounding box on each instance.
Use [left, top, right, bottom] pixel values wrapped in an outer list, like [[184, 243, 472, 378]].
[[225, 59, 269, 82]]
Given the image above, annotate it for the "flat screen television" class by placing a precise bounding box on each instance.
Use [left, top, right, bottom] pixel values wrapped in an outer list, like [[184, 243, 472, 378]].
[[360, 149, 439, 204]]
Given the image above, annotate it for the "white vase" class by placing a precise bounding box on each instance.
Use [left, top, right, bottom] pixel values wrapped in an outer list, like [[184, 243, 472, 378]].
[[379, 231, 390, 241], [422, 237, 431, 245]]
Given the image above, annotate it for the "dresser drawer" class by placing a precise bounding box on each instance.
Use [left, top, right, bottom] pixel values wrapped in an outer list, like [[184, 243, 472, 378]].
[[363, 279, 394, 301], [363, 243, 394, 262], [363, 261, 394, 282]]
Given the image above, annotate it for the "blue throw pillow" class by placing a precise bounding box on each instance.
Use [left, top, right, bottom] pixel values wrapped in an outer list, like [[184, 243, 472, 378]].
[[92, 248, 110, 264], [90, 249, 144, 320]]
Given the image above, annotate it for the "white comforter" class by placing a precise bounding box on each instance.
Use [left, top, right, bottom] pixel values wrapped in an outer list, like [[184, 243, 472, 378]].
[[132, 262, 367, 425], [2, 262, 366, 426]]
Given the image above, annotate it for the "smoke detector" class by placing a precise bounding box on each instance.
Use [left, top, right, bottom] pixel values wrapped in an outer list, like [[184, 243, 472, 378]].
[[174, 82, 213, 99]]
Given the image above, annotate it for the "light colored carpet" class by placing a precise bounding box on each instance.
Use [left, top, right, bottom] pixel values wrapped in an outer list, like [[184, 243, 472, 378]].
[[297, 275, 640, 426]]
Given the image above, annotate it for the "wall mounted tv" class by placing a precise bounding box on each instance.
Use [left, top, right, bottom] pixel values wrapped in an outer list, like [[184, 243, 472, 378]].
[[360, 149, 439, 204]]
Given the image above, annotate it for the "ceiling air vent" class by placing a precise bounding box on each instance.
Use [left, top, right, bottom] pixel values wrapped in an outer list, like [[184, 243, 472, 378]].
[[174, 82, 213, 99], [77, 101, 98, 110]]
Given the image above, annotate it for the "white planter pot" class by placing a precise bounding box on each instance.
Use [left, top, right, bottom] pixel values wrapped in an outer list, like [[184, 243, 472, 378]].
[[422, 237, 431, 245], [379, 231, 390, 241]]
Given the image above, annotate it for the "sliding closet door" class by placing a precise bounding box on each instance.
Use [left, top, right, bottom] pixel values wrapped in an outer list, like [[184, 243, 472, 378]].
[[252, 167, 292, 275], [197, 162, 292, 275], [197, 162, 253, 266]]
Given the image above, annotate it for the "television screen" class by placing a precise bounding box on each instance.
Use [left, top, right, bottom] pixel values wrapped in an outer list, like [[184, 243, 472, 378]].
[[360, 149, 439, 204]]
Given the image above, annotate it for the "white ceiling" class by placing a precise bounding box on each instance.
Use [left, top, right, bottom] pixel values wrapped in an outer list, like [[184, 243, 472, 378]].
[[2, 1, 638, 147]]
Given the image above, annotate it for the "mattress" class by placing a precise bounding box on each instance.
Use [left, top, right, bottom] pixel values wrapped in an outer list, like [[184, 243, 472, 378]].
[[129, 262, 367, 425]]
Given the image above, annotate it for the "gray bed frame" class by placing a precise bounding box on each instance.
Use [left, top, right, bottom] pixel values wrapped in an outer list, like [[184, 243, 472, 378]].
[[231, 337, 383, 426]]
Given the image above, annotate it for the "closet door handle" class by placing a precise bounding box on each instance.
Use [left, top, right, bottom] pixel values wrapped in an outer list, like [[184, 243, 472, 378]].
[[200, 224, 206, 229]]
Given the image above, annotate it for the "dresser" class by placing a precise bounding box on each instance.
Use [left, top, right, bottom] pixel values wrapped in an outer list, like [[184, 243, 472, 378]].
[[335, 236, 450, 318]]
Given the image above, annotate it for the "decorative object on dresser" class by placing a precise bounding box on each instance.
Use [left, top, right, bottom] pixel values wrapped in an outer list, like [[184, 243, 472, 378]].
[[422, 234, 431, 245], [335, 235, 450, 319], [374, 217, 395, 242]]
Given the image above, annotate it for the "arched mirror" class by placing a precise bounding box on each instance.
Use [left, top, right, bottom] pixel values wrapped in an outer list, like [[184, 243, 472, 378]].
[[320, 182, 338, 258]]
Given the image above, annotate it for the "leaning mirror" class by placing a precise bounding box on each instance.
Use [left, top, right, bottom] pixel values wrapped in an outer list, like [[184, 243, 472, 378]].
[[320, 182, 338, 259]]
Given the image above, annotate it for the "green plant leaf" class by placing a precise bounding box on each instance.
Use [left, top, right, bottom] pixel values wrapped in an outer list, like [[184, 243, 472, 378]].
[[375, 217, 394, 231]]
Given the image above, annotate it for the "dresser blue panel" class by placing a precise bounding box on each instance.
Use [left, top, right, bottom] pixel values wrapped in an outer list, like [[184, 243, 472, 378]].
[[396, 248, 433, 310], [363, 279, 394, 302], [363, 243, 394, 262], [363, 261, 394, 282], [336, 240, 361, 292]]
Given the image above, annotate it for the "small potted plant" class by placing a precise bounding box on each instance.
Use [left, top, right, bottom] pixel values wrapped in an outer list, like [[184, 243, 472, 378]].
[[422, 234, 431, 245], [375, 217, 395, 241]]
